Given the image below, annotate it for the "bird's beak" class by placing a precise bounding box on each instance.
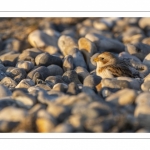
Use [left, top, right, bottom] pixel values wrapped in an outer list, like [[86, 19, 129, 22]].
[[93, 57, 99, 62]]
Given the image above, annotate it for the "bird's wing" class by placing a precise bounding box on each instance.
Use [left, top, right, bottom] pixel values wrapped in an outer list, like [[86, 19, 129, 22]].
[[106, 64, 134, 78]]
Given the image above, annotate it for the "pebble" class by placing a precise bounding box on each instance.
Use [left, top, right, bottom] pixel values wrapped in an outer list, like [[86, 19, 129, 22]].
[[1, 38, 21, 52], [0, 85, 12, 98], [47, 64, 63, 76], [63, 55, 74, 71], [58, 35, 78, 56], [52, 83, 68, 93], [74, 66, 89, 83], [28, 29, 58, 48], [85, 33, 125, 53], [16, 61, 34, 72], [125, 43, 150, 61], [18, 48, 42, 63], [83, 74, 101, 90], [12, 90, 36, 109], [62, 70, 81, 84], [27, 66, 50, 83], [71, 48, 87, 69], [35, 52, 62, 67], [6, 67, 26, 83], [0, 77, 17, 91], [0, 51, 20, 66], [66, 82, 80, 95], [106, 88, 137, 106], [45, 76, 64, 88], [78, 37, 97, 70], [16, 79, 35, 89]]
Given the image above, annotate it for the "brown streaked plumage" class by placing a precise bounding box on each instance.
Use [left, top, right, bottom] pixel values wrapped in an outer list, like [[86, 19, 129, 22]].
[[94, 52, 136, 78]]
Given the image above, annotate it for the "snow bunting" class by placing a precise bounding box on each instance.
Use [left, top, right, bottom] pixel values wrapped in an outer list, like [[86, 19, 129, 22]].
[[93, 52, 138, 78]]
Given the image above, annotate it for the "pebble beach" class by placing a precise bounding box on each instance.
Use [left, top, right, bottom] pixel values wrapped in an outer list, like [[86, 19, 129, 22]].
[[0, 17, 150, 132]]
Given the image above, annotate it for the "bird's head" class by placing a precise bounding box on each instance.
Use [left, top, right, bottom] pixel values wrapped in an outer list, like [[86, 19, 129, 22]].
[[93, 52, 118, 67]]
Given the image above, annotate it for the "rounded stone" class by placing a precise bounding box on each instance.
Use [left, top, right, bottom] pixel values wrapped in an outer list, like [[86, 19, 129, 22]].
[[47, 64, 63, 76], [35, 83, 51, 91], [63, 55, 74, 72], [58, 35, 78, 56], [16, 79, 35, 89], [0, 77, 17, 91], [125, 43, 150, 61], [18, 48, 42, 63], [71, 49, 87, 69], [27, 66, 50, 83], [0, 85, 12, 98], [52, 83, 68, 93], [45, 76, 64, 88], [106, 88, 137, 106], [62, 70, 81, 84], [85, 33, 124, 53], [0, 106, 27, 122], [6, 67, 27, 83], [83, 74, 101, 90], [35, 52, 62, 67], [66, 82, 80, 95], [0, 51, 20, 66], [12, 90, 36, 109], [74, 66, 89, 83], [16, 61, 34, 72], [28, 29, 58, 48], [141, 81, 150, 92], [100, 78, 131, 90]]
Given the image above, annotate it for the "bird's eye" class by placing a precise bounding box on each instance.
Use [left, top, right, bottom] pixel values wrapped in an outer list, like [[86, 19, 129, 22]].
[[101, 57, 104, 60]]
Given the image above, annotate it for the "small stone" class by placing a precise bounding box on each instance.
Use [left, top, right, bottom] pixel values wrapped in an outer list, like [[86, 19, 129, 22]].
[[0, 85, 12, 98], [28, 29, 58, 48], [0, 106, 27, 122], [47, 104, 70, 122], [106, 88, 137, 106], [35, 83, 51, 91], [85, 33, 125, 53], [62, 70, 81, 84], [47, 64, 63, 76], [100, 78, 131, 91], [18, 48, 42, 63], [58, 35, 78, 56], [12, 90, 36, 109], [0, 77, 17, 91], [125, 43, 150, 61], [116, 77, 142, 90], [71, 48, 87, 69], [35, 52, 62, 67], [52, 123, 74, 132], [143, 53, 150, 68], [0, 98, 17, 110], [0, 51, 20, 66], [78, 37, 97, 71], [141, 81, 150, 92], [52, 83, 68, 93], [16, 79, 35, 89], [45, 76, 64, 88], [139, 17, 150, 29], [2, 38, 21, 52], [66, 82, 80, 95], [6, 67, 26, 83], [16, 61, 34, 72], [27, 66, 50, 83], [63, 55, 74, 72], [83, 74, 101, 90], [74, 66, 89, 83], [35, 109, 56, 132]]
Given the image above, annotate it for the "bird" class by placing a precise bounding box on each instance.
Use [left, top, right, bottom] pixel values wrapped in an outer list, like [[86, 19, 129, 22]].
[[93, 52, 139, 78]]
